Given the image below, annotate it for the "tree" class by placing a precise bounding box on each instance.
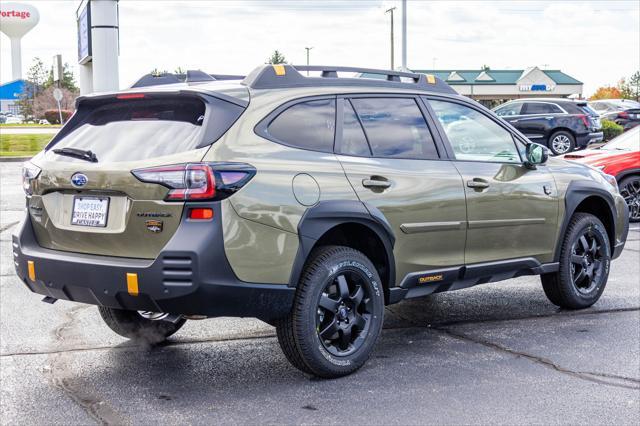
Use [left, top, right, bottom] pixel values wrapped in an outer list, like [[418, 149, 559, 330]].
[[44, 62, 79, 92], [589, 86, 622, 100], [620, 71, 640, 101], [16, 57, 49, 118], [267, 50, 287, 64]]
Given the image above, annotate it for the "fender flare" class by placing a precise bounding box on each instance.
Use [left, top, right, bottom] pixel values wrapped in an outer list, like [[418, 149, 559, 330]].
[[615, 168, 640, 182], [553, 180, 617, 262], [288, 200, 396, 291]]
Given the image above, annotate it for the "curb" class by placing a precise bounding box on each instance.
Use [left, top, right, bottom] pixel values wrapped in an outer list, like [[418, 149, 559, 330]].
[[0, 157, 31, 163]]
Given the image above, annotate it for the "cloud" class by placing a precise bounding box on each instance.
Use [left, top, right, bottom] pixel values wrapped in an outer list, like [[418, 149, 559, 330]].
[[1, 0, 638, 96]]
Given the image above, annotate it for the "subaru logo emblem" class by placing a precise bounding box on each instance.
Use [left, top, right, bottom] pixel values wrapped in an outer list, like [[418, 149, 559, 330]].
[[71, 173, 88, 187]]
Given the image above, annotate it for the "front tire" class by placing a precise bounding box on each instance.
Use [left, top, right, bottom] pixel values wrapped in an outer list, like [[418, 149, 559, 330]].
[[541, 213, 610, 309], [98, 307, 186, 344], [548, 130, 575, 155], [618, 175, 640, 222], [276, 246, 385, 378]]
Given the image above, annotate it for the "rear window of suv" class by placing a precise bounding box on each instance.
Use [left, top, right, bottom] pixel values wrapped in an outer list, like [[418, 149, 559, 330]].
[[49, 95, 244, 162], [266, 99, 336, 152]]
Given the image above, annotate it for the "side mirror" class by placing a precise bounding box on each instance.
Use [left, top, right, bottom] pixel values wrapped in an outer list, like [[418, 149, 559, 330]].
[[524, 143, 548, 169]]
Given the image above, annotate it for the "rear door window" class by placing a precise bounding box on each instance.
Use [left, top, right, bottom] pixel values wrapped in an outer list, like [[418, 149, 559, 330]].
[[350, 97, 439, 159], [522, 103, 563, 115], [266, 99, 336, 152], [50, 96, 243, 162]]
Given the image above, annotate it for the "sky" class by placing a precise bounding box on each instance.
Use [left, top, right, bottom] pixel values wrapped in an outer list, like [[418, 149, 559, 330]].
[[0, 0, 638, 96]]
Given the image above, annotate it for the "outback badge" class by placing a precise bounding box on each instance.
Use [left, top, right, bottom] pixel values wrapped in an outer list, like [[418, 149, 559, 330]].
[[145, 219, 163, 233], [418, 274, 444, 284]]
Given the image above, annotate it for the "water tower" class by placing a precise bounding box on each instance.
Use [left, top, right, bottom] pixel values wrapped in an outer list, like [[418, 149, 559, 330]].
[[0, 2, 40, 80]]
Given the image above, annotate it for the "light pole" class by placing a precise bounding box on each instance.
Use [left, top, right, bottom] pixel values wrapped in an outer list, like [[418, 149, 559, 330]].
[[401, 0, 407, 70], [304, 47, 313, 75], [385, 7, 396, 70]]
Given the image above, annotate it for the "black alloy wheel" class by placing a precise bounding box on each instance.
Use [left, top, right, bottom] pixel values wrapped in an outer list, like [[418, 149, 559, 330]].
[[316, 272, 373, 357], [569, 229, 607, 294], [275, 246, 384, 378], [541, 213, 611, 309], [619, 176, 640, 222]]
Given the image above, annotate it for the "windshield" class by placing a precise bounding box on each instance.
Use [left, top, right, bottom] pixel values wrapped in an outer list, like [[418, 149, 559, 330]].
[[601, 127, 640, 151], [611, 100, 640, 109], [49, 97, 207, 162]]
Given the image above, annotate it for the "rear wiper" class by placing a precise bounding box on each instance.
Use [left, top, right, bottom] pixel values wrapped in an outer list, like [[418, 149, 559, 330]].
[[52, 147, 98, 163]]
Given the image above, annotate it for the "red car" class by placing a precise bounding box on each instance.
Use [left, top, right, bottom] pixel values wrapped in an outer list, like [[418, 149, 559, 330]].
[[562, 127, 640, 221]]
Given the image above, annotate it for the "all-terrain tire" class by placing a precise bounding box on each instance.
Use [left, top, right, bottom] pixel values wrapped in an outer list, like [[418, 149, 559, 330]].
[[541, 213, 611, 309], [276, 245, 385, 378], [98, 307, 186, 344]]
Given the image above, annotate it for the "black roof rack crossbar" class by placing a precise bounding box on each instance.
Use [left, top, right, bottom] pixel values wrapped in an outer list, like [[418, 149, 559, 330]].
[[295, 65, 424, 83], [241, 64, 457, 94]]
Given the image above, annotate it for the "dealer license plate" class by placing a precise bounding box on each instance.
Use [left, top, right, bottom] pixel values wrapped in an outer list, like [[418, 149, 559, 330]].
[[71, 196, 109, 227]]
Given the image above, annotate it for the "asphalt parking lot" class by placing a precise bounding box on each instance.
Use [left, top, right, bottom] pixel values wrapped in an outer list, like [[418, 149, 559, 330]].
[[1, 161, 638, 425]]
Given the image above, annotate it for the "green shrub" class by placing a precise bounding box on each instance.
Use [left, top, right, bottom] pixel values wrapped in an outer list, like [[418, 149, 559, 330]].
[[44, 109, 73, 125], [602, 119, 623, 141]]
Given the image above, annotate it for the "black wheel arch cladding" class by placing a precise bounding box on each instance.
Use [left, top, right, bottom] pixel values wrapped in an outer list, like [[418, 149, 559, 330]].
[[554, 180, 619, 262], [289, 200, 396, 296]]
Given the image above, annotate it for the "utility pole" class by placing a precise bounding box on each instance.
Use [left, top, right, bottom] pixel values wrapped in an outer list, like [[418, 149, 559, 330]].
[[401, 0, 407, 70], [304, 47, 313, 75], [385, 7, 396, 70]]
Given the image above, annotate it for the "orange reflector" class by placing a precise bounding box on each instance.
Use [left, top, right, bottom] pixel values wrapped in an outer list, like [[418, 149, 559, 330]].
[[27, 260, 36, 281], [126, 273, 139, 296], [426, 74, 436, 84], [273, 64, 286, 76], [189, 208, 214, 220]]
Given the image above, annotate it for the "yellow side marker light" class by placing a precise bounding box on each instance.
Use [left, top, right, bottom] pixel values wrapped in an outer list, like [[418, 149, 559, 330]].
[[27, 260, 36, 281], [426, 74, 436, 84], [273, 64, 286, 76], [127, 273, 139, 296]]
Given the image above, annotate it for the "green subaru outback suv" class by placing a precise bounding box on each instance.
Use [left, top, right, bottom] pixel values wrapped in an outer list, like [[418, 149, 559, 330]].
[[14, 65, 629, 378]]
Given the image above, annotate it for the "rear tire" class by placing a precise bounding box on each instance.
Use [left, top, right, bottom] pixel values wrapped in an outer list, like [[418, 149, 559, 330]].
[[541, 213, 610, 309], [548, 130, 575, 155], [618, 175, 640, 222], [276, 246, 385, 378], [98, 307, 186, 344]]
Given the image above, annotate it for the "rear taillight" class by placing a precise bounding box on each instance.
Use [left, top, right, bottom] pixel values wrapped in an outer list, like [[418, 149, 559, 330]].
[[22, 161, 41, 196], [618, 111, 629, 119], [578, 114, 590, 128], [132, 162, 255, 202]]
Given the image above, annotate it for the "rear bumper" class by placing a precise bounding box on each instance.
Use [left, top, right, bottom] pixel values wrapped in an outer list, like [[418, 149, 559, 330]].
[[577, 131, 604, 148], [12, 203, 294, 321]]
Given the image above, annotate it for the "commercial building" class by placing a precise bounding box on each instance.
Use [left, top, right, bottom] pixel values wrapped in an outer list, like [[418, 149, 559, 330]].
[[412, 66, 583, 107], [0, 79, 26, 114]]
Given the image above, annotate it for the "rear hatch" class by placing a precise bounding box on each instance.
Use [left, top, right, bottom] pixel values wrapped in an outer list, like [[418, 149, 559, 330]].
[[576, 102, 602, 130], [26, 89, 246, 259]]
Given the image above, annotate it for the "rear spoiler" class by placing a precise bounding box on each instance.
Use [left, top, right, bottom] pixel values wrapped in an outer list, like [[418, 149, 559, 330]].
[[131, 70, 245, 88]]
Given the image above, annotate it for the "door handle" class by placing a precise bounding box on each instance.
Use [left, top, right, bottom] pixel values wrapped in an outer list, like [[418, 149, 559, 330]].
[[362, 177, 391, 190], [467, 179, 490, 189]]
